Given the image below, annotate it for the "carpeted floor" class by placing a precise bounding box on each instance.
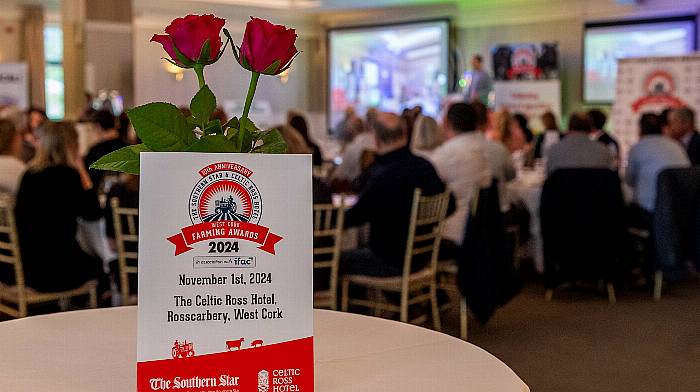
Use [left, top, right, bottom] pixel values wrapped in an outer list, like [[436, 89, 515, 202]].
[[442, 280, 700, 392]]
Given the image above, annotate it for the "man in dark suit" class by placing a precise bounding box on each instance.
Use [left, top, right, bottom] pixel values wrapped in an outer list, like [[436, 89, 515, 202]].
[[588, 109, 620, 165], [342, 112, 451, 277], [667, 107, 700, 165]]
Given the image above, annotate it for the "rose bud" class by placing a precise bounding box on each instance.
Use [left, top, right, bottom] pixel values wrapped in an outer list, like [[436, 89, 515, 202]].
[[237, 17, 299, 75], [151, 14, 226, 68]]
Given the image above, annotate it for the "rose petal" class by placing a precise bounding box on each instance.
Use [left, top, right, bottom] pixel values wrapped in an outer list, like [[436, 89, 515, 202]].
[[150, 34, 180, 64]]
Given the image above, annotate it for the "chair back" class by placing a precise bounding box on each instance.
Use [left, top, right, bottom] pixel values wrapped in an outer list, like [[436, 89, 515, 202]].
[[540, 168, 625, 287], [312, 199, 345, 309], [401, 189, 451, 293], [0, 194, 28, 316], [653, 167, 700, 277], [110, 197, 139, 305]]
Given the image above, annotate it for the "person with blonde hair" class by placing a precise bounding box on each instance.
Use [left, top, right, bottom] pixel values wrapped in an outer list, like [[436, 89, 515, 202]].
[[411, 115, 443, 159], [275, 124, 311, 155], [13, 121, 103, 292], [0, 119, 26, 195], [534, 111, 562, 160]]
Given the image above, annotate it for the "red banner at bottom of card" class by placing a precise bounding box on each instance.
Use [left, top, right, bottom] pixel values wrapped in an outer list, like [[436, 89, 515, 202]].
[[137, 337, 313, 392]]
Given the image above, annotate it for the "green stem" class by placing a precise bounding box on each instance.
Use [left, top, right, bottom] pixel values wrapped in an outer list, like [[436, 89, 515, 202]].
[[242, 72, 260, 120], [194, 64, 206, 89]]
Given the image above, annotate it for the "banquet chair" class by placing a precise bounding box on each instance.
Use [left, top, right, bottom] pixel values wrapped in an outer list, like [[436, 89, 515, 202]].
[[0, 195, 97, 318], [111, 198, 139, 305], [650, 167, 700, 301], [312, 199, 345, 310], [436, 260, 469, 340], [341, 189, 450, 331], [540, 169, 624, 304]]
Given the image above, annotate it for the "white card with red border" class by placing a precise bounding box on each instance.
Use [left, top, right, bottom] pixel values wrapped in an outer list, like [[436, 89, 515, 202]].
[[137, 152, 313, 392]]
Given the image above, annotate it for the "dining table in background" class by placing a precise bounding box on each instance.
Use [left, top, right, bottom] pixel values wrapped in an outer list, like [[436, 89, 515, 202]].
[[508, 166, 546, 273]]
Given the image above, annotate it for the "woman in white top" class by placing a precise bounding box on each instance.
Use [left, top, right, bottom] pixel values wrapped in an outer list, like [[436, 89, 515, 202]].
[[411, 115, 444, 160], [0, 119, 26, 195]]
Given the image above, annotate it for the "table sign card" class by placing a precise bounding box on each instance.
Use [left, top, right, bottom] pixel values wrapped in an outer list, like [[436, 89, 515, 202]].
[[137, 152, 313, 392]]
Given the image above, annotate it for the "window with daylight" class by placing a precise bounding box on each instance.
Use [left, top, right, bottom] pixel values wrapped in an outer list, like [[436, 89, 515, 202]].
[[44, 24, 64, 120]]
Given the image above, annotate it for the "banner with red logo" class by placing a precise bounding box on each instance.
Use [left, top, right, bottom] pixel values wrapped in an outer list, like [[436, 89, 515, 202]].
[[138, 153, 313, 392], [612, 55, 700, 165]]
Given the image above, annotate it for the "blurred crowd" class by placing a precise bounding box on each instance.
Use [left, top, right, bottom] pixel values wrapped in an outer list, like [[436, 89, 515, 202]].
[[0, 94, 698, 305]]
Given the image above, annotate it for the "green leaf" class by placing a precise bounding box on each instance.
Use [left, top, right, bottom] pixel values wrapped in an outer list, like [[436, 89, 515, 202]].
[[225, 116, 239, 131], [262, 60, 281, 75], [89, 144, 150, 175], [198, 39, 211, 63], [190, 84, 216, 127], [186, 135, 240, 153], [238, 128, 254, 153], [253, 128, 287, 154], [127, 102, 196, 151], [203, 119, 223, 135]]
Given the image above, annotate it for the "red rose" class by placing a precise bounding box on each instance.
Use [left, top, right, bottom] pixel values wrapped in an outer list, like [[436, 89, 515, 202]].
[[238, 17, 298, 75], [151, 14, 225, 66]]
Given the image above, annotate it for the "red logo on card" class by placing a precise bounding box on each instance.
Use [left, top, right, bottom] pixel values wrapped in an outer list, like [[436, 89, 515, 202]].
[[167, 162, 283, 255]]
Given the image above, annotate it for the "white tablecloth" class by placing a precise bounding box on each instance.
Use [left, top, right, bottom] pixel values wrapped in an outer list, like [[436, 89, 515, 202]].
[[0, 308, 529, 392], [508, 169, 545, 272]]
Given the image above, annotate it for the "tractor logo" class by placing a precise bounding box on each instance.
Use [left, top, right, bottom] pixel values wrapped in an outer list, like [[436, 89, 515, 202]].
[[168, 162, 282, 256], [189, 162, 262, 225], [172, 339, 195, 359]]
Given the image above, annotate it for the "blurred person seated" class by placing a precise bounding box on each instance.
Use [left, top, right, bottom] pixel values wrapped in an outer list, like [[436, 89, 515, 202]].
[[410, 115, 443, 160], [546, 112, 613, 176], [473, 101, 516, 210], [430, 103, 491, 257], [0, 106, 33, 162], [13, 122, 105, 292], [276, 124, 311, 154], [27, 107, 48, 135], [117, 112, 137, 144], [334, 106, 358, 144], [402, 106, 421, 143], [84, 110, 127, 191], [288, 112, 323, 166], [341, 112, 452, 277], [491, 109, 528, 153], [588, 109, 620, 166], [666, 106, 700, 165], [211, 106, 228, 124], [25, 107, 48, 162], [512, 113, 534, 144], [0, 119, 26, 195], [533, 111, 562, 160], [78, 92, 98, 122], [626, 113, 690, 221], [332, 116, 372, 188]]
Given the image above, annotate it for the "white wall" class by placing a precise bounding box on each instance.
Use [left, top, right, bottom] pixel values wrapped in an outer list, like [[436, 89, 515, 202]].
[[0, 7, 24, 64]]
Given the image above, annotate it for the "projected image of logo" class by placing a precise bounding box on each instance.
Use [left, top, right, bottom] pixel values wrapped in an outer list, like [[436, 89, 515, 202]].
[[189, 164, 262, 225]]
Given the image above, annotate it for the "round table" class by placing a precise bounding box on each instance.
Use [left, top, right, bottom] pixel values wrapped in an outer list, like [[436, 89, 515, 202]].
[[0, 308, 529, 392]]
